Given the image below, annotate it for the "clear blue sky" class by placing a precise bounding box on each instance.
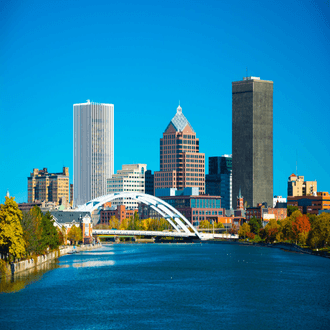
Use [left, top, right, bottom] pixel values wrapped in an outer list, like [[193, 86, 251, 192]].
[[1, 0, 329, 204]]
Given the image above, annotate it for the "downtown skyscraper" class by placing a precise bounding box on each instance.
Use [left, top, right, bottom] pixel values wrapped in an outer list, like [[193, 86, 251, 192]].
[[232, 77, 273, 208], [205, 155, 232, 209], [154, 105, 205, 194], [73, 100, 114, 206]]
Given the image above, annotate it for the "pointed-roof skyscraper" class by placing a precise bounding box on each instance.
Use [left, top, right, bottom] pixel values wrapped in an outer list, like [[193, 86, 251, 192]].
[[154, 105, 205, 194]]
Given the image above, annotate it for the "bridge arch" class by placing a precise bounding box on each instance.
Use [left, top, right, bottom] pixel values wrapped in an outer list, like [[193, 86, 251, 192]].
[[76, 192, 202, 239]]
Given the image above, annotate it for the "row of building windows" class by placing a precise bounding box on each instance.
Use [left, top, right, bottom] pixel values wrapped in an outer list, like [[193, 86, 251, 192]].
[[191, 199, 221, 208]]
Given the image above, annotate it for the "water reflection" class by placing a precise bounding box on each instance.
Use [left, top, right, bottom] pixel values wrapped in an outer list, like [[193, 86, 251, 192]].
[[0, 260, 59, 293], [71, 260, 115, 268]]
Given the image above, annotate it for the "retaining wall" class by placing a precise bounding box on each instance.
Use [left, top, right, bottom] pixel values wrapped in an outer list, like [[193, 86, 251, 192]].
[[5, 244, 102, 276]]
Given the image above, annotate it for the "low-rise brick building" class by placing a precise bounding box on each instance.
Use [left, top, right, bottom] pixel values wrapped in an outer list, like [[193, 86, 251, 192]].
[[100, 204, 137, 225], [287, 192, 330, 215]]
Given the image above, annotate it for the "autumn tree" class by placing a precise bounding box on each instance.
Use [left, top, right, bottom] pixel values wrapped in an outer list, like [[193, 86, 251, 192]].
[[120, 218, 129, 230], [199, 220, 211, 229], [67, 225, 82, 245], [264, 219, 280, 243], [215, 222, 224, 229], [238, 223, 250, 239], [229, 224, 238, 235], [292, 215, 311, 244], [57, 226, 67, 245], [109, 216, 120, 229], [0, 197, 26, 261]]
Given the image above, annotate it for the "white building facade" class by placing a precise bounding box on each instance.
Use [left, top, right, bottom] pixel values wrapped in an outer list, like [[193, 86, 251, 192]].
[[73, 100, 114, 206], [107, 164, 146, 210]]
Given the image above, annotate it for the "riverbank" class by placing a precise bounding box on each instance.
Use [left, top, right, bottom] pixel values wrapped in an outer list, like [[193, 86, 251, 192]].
[[2, 243, 102, 277], [205, 239, 330, 259]]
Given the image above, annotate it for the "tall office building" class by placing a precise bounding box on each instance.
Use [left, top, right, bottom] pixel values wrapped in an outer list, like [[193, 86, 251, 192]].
[[154, 105, 205, 194], [73, 100, 114, 206], [205, 155, 232, 209], [107, 164, 146, 210], [232, 77, 273, 208]]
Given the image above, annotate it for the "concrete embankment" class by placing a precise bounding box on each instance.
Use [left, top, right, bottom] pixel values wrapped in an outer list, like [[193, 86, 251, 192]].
[[4, 244, 102, 277]]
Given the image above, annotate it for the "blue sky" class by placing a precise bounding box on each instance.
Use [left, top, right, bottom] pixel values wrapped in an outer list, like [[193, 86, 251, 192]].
[[1, 0, 329, 204]]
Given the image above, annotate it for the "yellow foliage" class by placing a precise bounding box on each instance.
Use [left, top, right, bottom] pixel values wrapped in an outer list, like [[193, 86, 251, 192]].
[[0, 197, 26, 260]]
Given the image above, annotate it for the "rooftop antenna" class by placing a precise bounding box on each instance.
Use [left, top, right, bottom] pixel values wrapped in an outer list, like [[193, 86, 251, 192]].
[[246, 67, 248, 78]]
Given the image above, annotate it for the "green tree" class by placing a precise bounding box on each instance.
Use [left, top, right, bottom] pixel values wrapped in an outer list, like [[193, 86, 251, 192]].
[[279, 217, 293, 242], [287, 205, 299, 217], [40, 212, 60, 251], [20, 211, 38, 256], [29, 206, 44, 255], [307, 213, 330, 249], [0, 197, 26, 261], [67, 225, 82, 245], [238, 223, 250, 239], [249, 217, 262, 234]]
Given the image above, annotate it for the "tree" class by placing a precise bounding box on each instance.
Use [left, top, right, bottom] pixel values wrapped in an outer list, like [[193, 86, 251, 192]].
[[287, 205, 299, 217], [199, 220, 211, 229], [279, 217, 293, 242], [249, 217, 262, 234], [58, 226, 67, 245], [40, 212, 60, 251], [264, 219, 279, 243], [109, 216, 120, 229], [29, 206, 44, 255], [20, 211, 39, 256], [0, 197, 26, 261], [229, 224, 238, 235], [215, 222, 224, 229], [307, 213, 330, 249], [292, 215, 311, 244], [238, 223, 250, 239], [120, 218, 129, 230], [67, 225, 82, 245]]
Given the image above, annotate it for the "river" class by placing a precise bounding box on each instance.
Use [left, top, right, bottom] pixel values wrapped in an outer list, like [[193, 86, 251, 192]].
[[0, 243, 329, 330]]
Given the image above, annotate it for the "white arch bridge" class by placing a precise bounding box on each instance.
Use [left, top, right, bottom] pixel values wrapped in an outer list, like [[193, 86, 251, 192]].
[[76, 192, 205, 240]]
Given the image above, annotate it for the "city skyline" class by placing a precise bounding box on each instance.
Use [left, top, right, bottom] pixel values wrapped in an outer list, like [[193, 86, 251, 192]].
[[1, 0, 329, 203]]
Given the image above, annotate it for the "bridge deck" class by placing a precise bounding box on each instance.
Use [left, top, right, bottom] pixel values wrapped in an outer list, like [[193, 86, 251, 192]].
[[93, 229, 196, 238], [93, 230, 239, 240]]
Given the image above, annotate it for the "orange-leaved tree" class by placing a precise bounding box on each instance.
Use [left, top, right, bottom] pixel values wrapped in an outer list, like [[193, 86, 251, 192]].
[[292, 215, 311, 244]]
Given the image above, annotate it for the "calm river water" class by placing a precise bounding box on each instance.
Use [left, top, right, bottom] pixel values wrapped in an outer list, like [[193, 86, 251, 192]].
[[0, 243, 329, 330]]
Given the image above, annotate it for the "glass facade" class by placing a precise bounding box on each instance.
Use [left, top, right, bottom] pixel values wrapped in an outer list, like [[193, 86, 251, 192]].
[[74, 101, 114, 206]]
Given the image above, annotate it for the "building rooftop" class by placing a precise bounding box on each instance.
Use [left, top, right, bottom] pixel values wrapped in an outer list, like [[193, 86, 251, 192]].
[[165, 105, 195, 133]]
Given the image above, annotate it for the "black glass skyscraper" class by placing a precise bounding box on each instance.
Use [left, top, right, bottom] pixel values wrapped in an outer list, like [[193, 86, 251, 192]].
[[232, 77, 273, 208]]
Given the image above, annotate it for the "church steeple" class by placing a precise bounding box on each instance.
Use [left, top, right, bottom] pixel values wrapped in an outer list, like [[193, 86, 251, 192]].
[[237, 188, 244, 210]]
